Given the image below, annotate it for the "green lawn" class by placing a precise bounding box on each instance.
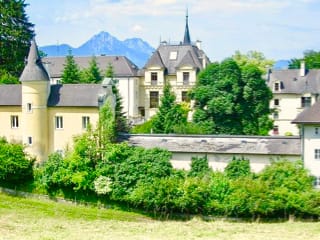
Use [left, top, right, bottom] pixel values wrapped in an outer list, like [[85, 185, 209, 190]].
[[0, 192, 319, 240]]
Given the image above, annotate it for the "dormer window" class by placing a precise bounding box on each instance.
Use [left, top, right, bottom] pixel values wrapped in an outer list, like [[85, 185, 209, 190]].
[[274, 82, 280, 91], [169, 51, 178, 60], [301, 96, 311, 108], [27, 103, 32, 112], [151, 72, 158, 85]]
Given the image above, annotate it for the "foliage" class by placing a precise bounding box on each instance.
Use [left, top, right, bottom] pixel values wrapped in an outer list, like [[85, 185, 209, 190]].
[[191, 58, 273, 135], [80, 56, 102, 83], [0, 69, 19, 84], [94, 176, 112, 195], [188, 155, 211, 177], [232, 50, 274, 73], [225, 156, 251, 179], [130, 119, 154, 133], [152, 82, 188, 133], [97, 143, 173, 200], [0, 0, 34, 77], [61, 50, 81, 84], [98, 99, 116, 146], [0, 137, 34, 185], [289, 50, 320, 69]]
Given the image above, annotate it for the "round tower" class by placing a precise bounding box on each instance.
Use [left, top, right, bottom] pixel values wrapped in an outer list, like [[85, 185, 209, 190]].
[[20, 39, 50, 162]]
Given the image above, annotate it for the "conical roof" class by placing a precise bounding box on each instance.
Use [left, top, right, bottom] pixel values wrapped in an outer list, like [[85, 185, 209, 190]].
[[20, 39, 50, 82], [183, 11, 191, 45]]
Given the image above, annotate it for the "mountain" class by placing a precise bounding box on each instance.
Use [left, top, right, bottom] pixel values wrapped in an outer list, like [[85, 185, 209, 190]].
[[273, 60, 290, 70], [39, 31, 155, 68]]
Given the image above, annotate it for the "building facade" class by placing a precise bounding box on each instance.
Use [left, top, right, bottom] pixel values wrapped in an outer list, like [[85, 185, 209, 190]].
[[0, 40, 114, 162], [267, 62, 320, 136]]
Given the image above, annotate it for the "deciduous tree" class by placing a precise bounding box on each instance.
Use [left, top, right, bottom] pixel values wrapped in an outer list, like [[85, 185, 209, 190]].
[[289, 50, 320, 69]]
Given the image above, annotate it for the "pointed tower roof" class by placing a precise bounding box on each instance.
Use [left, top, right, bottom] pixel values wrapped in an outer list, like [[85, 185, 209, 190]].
[[20, 39, 50, 82], [183, 10, 191, 45]]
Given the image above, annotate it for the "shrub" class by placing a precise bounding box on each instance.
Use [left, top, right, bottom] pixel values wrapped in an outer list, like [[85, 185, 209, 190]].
[[0, 138, 34, 185], [188, 155, 211, 177], [225, 156, 251, 179]]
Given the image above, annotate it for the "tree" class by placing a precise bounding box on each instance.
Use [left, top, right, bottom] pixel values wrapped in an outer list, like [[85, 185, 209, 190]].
[[232, 50, 274, 73], [152, 82, 188, 133], [0, 0, 34, 77], [191, 58, 273, 135], [289, 50, 320, 69], [61, 50, 81, 84], [80, 56, 102, 83], [105, 63, 128, 133]]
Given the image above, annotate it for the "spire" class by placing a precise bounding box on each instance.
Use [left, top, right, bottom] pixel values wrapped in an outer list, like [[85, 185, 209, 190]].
[[20, 38, 50, 82], [183, 9, 191, 45]]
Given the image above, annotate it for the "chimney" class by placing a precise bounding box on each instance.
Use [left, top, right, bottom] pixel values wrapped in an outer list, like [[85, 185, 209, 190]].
[[196, 40, 202, 50], [300, 60, 306, 77]]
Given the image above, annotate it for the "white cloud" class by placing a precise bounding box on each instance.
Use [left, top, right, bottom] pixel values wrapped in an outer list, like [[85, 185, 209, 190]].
[[131, 24, 144, 33]]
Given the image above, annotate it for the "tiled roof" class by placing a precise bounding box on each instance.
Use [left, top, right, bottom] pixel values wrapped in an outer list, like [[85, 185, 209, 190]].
[[143, 44, 209, 75], [292, 101, 320, 124], [267, 69, 320, 94], [42, 56, 139, 78], [0, 85, 21, 106], [48, 84, 108, 107], [121, 134, 301, 156]]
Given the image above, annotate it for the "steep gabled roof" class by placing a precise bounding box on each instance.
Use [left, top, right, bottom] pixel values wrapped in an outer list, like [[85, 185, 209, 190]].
[[48, 84, 108, 107], [144, 50, 165, 69], [143, 44, 207, 74], [20, 39, 50, 82], [176, 50, 197, 68], [292, 101, 320, 124], [0, 85, 21, 106], [267, 69, 320, 94], [42, 56, 139, 78]]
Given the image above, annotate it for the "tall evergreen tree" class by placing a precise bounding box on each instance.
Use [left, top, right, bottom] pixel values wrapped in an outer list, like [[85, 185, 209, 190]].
[[105, 63, 128, 133], [0, 0, 34, 78], [61, 50, 81, 84], [152, 82, 188, 133], [80, 56, 102, 83]]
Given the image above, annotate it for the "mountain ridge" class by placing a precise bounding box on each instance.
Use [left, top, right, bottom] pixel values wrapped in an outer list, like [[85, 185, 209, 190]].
[[39, 31, 155, 68]]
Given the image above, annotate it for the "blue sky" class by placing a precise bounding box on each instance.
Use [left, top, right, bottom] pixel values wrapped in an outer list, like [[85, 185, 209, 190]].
[[25, 0, 320, 62]]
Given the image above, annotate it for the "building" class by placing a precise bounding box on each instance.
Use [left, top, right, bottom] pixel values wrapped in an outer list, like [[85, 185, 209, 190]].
[[292, 101, 320, 187], [42, 55, 140, 122], [0, 40, 114, 162], [138, 13, 210, 119], [267, 62, 320, 136]]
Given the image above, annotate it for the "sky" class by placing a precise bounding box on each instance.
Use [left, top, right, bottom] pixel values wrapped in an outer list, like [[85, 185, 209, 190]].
[[25, 0, 320, 62]]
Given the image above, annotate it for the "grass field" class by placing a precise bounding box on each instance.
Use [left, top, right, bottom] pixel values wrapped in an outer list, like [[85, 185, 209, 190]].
[[0, 192, 320, 240]]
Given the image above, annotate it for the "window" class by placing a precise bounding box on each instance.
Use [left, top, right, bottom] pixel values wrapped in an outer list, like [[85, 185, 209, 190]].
[[169, 51, 177, 60], [315, 149, 320, 160], [11, 115, 19, 128], [274, 82, 280, 91], [315, 128, 319, 135], [274, 99, 279, 107], [314, 176, 320, 187], [28, 136, 32, 145], [27, 103, 32, 112], [273, 125, 279, 135], [150, 91, 159, 108], [273, 112, 279, 119], [301, 97, 311, 108], [151, 72, 158, 85], [183, 72, 190, 85], [55, 116, 63, 129], [82, 116, 90, 129], [182, 91, 190, 102]]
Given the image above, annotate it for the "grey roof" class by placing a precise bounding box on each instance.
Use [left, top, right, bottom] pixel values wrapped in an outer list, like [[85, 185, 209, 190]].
[[20, 39, 50, 82], [122, 134, 301, 156], [267, 69, 320, 94], [143, 44, 209, 75], [0, 85, 21, 106], [292, 101, 320, 124], [42, 56, 139, 78], [48, 84, 108, 107]]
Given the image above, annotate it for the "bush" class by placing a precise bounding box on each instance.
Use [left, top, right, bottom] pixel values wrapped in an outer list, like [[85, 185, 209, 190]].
[[0, 138, 34, 185], [188, 155, 211, 177], [225, 156, 251, 179]]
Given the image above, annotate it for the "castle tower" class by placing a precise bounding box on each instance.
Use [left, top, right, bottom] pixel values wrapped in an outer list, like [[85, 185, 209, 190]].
[[183, 9, 191, 45], [20, 39, 50, 162]]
